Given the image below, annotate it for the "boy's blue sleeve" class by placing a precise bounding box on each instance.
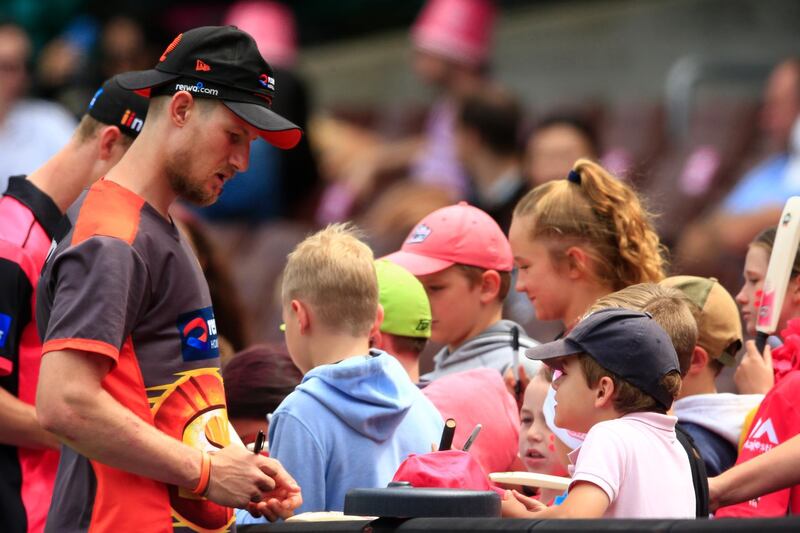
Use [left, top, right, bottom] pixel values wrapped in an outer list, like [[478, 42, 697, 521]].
[[269, 411, 327, 514], [235, 411, 327, 525]]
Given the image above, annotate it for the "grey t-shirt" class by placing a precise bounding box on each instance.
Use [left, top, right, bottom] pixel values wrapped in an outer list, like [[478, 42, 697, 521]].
[[37, 179, 234, 532]]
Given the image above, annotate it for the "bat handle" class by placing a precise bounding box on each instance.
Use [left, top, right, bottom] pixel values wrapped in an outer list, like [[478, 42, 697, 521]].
[[755, 332, 768, 355]]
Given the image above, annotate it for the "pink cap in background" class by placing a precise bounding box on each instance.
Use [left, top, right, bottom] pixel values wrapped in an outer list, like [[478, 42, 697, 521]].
[[224, 1, 298, 68], [411, 0, 496, 66], [383, 202, 513, 275]]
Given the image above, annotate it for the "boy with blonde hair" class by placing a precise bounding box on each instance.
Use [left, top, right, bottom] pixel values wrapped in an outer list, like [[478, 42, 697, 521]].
[[504, 308, 694, 519], [241, 224, 442, 521]]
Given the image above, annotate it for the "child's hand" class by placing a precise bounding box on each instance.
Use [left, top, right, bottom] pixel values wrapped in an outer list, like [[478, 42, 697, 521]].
[[501, 489, 547, 517], [511, 489, 547, 512], [735, 341, 773, 395]]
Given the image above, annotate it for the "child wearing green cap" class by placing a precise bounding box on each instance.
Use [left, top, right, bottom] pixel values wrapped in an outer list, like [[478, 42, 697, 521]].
[[372, 260, 433, 382]]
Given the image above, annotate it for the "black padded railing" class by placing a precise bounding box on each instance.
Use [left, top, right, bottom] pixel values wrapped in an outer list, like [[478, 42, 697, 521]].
[[241, 516, 800, 532]]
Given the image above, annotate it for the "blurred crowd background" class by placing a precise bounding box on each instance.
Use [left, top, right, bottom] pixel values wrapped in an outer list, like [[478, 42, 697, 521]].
[[2, 0, 800, 372]]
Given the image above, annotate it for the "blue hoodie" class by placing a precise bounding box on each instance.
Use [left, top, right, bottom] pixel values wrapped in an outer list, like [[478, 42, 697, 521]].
[[237, 351, 443, 523]]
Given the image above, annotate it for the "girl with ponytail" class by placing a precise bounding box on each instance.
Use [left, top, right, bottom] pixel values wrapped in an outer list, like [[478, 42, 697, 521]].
[[509, 158, 667, 330]]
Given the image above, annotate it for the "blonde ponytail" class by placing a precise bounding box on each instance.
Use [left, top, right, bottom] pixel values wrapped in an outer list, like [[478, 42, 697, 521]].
[[513, 159, 666, 290]]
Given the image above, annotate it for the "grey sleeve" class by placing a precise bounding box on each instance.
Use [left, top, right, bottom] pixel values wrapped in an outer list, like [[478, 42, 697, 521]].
[[42, 236, 149, 363]]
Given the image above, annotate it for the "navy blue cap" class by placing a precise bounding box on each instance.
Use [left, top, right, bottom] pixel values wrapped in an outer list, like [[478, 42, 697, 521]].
[[525, 308, 680, 408], [87, 75, 149, 138]]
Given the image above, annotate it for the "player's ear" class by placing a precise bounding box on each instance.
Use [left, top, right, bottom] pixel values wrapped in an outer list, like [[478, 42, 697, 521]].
[[97, 126, 123, 160], [169, 91, 194, 127]]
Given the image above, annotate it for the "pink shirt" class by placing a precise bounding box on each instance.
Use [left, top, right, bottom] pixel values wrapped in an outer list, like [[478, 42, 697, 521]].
[[422, 368, 520, 474], [568, 412, 695, 519]]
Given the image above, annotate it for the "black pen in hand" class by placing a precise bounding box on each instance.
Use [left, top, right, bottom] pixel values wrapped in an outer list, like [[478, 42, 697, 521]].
[[253, 430, 265, 455]]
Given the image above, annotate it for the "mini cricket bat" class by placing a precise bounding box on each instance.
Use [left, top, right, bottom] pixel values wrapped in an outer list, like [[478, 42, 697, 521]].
[[490, 471, 571, 491], [756, 196, 800, 352]]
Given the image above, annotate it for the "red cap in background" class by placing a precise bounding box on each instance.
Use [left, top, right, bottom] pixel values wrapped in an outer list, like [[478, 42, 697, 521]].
[[383, 202, 513, 275], [411, 0, 496, 66]]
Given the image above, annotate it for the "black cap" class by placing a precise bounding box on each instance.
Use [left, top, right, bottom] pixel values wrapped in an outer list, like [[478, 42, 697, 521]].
[[525, 308, 680, 408], [87, 76, 149, 139], [115, 25, 302, 150]]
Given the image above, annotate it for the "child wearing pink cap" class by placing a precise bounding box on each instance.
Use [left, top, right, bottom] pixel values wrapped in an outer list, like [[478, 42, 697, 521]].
[[385, 202, 537, 382]]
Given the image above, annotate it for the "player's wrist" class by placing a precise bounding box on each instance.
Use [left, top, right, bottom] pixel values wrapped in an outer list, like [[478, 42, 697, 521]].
[[188, 449, 211, 495]]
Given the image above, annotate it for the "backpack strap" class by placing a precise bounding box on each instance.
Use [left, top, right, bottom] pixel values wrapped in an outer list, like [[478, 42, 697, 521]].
[[675, 423, 710, 518]]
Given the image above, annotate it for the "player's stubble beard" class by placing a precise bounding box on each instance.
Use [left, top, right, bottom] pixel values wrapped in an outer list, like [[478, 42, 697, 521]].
[[165, 146, 217, 206]]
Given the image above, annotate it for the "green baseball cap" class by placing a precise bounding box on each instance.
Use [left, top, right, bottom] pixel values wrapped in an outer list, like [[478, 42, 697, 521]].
[[375, 260, 432, 338]]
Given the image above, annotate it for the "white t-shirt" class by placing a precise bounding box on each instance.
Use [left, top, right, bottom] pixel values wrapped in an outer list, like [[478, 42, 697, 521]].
[[567, 412, 695, 519], [0, 100, 76, 192]]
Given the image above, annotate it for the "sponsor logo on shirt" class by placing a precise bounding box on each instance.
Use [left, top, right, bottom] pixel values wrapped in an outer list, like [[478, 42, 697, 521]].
[[0, 313, 10, 348], [743, 417, 779, 454], [748, 417, 779, 444], [176, 306, 219, 361]]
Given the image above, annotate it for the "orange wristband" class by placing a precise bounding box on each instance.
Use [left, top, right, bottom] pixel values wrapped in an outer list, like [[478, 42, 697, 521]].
[[191, 451, 211, 496]]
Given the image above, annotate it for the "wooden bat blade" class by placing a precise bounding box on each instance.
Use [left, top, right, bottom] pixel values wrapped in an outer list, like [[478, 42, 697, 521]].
[[489, 471, 571, 491], [757, 196, 800, 336]]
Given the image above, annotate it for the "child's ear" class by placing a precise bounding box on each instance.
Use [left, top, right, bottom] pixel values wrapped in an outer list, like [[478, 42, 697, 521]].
[[564, 246, 590, 281], [369, 304, 385, 342], [689, 346, 709, 376], [291, 299, 311, 334], [594, 376, 616, 408], [479, 270, 502, 304], [370, 329, 383, 350], [789, 277, 800, 306]]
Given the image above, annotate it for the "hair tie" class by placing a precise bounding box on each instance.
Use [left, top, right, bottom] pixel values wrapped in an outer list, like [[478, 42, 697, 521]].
[[567, 170, 581, 185]]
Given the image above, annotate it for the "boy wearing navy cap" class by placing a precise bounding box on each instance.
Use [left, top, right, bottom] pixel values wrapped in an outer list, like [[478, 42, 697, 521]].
[[0, 75, 147, 533], [503, 308, 695, 519]]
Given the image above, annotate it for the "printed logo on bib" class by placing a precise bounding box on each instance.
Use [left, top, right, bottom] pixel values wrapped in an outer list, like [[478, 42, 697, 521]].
[[0, 313, 11, 348], [176, 307, 219, 361]]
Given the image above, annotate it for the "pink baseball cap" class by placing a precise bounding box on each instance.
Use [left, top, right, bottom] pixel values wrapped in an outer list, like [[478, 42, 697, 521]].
[[411, 0, 495, 66], [383, 202, 513, 276], [224, 1, 298, 69]]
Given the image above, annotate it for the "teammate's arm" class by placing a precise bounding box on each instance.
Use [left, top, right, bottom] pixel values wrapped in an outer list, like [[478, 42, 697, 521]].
[[0, 388, 60, 448], [37, 348, 300, 510], [710, 433, 800, 511], [0, 258, 59, 449]]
